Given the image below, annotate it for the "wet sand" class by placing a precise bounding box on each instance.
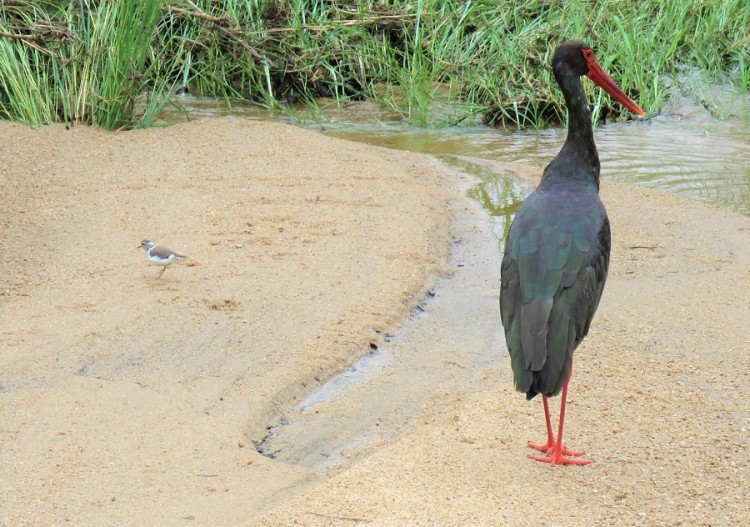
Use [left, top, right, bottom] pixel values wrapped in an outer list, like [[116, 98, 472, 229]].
[[1, 119, 748, 526]]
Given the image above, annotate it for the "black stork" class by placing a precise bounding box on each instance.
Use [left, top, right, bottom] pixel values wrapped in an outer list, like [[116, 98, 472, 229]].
[[499, 41, 645, 465]]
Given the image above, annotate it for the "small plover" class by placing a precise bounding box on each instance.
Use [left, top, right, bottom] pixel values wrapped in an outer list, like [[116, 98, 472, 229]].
[[138, 240, 187, 279]]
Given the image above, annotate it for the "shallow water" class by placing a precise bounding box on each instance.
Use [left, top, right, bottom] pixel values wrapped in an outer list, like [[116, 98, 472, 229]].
[[318, 98, 750, 218]]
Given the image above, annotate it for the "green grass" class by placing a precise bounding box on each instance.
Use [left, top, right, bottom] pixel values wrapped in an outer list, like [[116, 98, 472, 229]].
[[0, 0, 748, 130], [0, 0, 173, 129]]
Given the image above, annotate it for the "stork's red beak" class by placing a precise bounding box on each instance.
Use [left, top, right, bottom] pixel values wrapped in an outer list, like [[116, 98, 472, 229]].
[[584, 53, 645, 117]]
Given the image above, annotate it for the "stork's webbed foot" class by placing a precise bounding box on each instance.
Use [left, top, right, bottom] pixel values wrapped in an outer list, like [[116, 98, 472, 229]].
[[528, 440, 585, 457], [528, 443, 592, 465]]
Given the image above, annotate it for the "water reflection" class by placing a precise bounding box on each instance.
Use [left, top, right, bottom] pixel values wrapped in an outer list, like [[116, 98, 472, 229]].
[[440, 156, 525, 242]]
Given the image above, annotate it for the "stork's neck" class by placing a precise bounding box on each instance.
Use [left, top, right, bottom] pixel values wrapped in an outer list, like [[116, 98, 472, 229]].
[[540, 70, 601, 190]]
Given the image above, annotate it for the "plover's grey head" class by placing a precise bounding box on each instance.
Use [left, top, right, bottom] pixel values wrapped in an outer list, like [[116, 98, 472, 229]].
[[139, 240, 155, 251]]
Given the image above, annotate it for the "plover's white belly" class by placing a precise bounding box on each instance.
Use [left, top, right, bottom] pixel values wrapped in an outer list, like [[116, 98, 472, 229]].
[[148, 254, 177, 265]]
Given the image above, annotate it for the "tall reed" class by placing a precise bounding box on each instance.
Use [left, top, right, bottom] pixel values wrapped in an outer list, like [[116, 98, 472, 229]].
[[0, 0, 172, 129], [0, 0, 747, 129]]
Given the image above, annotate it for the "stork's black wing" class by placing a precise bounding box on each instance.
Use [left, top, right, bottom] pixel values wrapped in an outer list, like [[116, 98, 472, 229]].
[[500, 187, 610, 399]]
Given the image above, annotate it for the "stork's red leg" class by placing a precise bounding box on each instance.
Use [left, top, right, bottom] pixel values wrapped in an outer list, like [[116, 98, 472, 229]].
[[527, 396, 555, 452], [527, 394, 584, 457], [529, 369, 592, 465]]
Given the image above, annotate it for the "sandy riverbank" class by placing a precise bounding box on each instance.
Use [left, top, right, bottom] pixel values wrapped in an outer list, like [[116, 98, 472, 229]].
[[1, 118, 748, 526]]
